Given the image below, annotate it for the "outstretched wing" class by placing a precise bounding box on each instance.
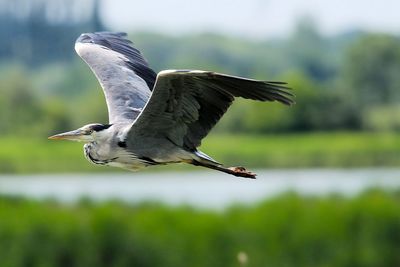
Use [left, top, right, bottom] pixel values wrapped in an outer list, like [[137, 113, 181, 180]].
[[75, 32, 157, 124], [127, 70, 294, 151]]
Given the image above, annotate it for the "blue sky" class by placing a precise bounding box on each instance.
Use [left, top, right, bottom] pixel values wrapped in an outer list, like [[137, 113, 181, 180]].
[[101, 0, 398, 38]]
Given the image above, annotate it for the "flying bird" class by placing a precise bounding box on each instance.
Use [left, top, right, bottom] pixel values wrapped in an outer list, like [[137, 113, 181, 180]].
[[49, 32, 294, 178]]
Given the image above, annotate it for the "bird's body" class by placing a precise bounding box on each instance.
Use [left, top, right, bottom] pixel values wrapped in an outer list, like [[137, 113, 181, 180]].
[[49, 32, 294, 178], [81, 123, 194, 170]]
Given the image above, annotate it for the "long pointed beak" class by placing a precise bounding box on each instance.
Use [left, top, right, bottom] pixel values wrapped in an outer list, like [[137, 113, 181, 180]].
[[48, 129, 87, 141]]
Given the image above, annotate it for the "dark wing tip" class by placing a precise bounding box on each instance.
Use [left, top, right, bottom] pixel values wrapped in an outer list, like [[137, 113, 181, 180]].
[[158, 71, 296, 106], [205, 72, 295, 106], [262, 81, 296, 106]]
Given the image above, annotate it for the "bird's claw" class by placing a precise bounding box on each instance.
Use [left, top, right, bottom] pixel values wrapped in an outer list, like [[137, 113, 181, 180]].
[[228, 166, 257, 179]]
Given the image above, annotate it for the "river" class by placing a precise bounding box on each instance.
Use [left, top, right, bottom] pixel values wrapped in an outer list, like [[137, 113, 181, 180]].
[[0, 169, 399, 209]]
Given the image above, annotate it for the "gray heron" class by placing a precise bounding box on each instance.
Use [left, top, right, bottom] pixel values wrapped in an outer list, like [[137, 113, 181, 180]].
[[49, 32, 294, 178]]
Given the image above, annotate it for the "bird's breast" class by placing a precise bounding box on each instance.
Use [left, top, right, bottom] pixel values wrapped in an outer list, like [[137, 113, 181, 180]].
[[83, 143, 114, 165], [83, 143, 157, 170]]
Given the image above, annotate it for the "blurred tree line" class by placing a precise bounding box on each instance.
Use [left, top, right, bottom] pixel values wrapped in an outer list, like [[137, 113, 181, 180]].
[[0, 190, 399, 267], [0, 0, 103, 65], [0, 0, 400, 137]]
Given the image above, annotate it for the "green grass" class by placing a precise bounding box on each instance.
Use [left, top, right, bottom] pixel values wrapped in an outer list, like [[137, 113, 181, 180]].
[[0, 138, 101, 173], [1, 132, 400, 173], [202, 132, 400, 168]]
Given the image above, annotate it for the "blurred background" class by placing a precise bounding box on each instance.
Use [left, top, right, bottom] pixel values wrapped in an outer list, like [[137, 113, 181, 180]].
[[0, 0, 400, 266]]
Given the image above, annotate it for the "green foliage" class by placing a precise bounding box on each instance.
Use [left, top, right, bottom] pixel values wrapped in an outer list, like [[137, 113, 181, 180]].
[[0, 190, 399, 267], [0, 67, 40, 134], [364, 105, 400, 132], [286, 17, 337, 81], [341, 34, 400, 130], [0, 66, 73, 137], [342, 34, 400, 106]]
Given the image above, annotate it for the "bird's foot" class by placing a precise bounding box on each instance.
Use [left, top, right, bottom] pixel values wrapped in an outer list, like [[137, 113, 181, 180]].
[[228, 166, 257, 179]]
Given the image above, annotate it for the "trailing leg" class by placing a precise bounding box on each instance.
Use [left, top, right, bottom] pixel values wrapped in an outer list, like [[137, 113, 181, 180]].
[[190, 159, 257, 179]]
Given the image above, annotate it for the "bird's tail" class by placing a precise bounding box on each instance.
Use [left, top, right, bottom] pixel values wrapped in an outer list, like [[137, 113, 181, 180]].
[[190, 151, 256, 179]]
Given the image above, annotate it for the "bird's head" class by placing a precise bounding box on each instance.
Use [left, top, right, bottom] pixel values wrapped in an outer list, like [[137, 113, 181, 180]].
[[48, 123, 112, 142]]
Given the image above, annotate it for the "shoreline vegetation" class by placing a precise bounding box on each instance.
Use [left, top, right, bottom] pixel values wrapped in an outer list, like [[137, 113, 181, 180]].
[[1, 132, 399, 174], [0, 190, 399, 266]]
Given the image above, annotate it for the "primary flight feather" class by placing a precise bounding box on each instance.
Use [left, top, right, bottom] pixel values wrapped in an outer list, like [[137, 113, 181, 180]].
[[49, 32, 294, 178]]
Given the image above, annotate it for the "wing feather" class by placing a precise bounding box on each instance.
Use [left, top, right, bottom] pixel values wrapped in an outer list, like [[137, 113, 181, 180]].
[[127, 70, 294, 151], [75, 32, 157, 124]]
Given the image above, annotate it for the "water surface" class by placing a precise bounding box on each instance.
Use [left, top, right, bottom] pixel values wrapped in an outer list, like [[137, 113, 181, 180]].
[[0, 169, 399, 208]]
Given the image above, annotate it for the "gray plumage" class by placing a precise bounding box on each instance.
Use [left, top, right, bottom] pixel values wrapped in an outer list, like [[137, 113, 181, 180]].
[[49, 32, 294, 178]]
